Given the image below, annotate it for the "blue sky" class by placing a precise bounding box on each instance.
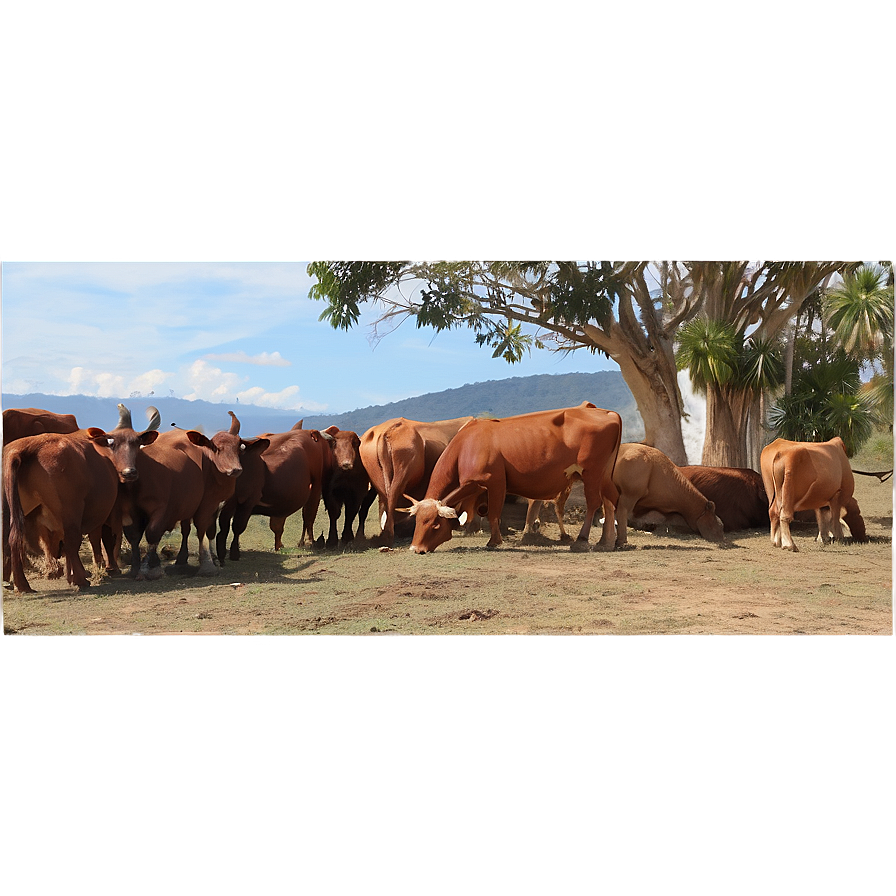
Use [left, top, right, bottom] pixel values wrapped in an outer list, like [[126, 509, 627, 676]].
[[1, 262, 620, 414]]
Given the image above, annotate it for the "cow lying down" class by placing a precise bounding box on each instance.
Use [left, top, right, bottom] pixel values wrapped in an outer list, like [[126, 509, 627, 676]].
[[526, 443, 727, 549]]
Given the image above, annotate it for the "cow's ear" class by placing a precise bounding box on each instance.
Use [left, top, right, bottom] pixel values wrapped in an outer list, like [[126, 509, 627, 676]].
[[324, 425, 339, 436], [140, 430, 159, 446], [186, 430, 211, 448], [457, 511, 468, 526], [307, 429, 321, 442], [243, 437, 270, 454], [87, 428, 111, 447]]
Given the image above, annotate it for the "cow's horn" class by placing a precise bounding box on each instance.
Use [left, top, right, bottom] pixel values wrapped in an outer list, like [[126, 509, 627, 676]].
[[397, 494, 421, 516], [228, 410, 240, 435], [115, 403, 133, 431], [144, 406, 161, 432]]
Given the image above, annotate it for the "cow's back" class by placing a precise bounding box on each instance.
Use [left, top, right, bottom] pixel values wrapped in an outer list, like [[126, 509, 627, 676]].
[[3, 408, 80, 444]]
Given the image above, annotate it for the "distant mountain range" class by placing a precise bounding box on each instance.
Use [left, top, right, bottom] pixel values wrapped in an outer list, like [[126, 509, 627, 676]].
[[2, 371, 644, 441]]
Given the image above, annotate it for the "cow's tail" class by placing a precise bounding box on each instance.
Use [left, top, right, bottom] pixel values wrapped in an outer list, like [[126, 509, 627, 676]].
[[3, 446, 30, 590], [379, 423, 400, 496]]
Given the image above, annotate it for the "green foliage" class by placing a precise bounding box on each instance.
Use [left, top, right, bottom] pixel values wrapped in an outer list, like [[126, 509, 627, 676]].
[[768, 353, 877, 455], [307, 261, 406, 330], [676, 318, 740, 391], [823, 263, 894, 357]]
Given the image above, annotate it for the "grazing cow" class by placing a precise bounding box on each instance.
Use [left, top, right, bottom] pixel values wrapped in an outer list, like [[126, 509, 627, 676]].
[[215, 424, 327, 564], [319, 426, 371, 548], [2, 407, 80, 445], [404, 403, 621, 553], [120, 412, 269, 579], [526, 443, 727, 549], [760, 436, 867, 551], [360, 415, 475, 546], [677, 466, 768, 532], [2, 405, 161, 593]]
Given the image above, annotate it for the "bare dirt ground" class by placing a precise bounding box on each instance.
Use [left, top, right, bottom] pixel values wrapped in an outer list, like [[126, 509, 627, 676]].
[[3, 462, 892, 636]]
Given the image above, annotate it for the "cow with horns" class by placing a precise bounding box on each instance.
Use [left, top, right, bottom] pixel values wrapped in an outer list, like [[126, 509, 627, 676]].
[[2, 405, 161, 593], [119, 410, 269, 579], [404, 403, 621, 554]]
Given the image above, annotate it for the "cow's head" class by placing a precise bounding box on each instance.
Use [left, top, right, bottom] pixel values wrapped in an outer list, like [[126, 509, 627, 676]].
[[322, 426, 362, 472], [401, 495, 469, 554], [186, 426, 270, 478], [88, 404, 161, 482], [695, 500, 727, 544]]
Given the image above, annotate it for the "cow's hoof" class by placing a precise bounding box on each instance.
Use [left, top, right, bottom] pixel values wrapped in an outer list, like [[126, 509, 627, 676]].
[[197, 565, 219, 577], [592, 542, 615, 552], [570, 539, 591, 553]]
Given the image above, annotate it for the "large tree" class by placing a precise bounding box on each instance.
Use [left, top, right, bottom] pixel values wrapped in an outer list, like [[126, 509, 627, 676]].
[[308, 261, 849, 467], [673, 262, 850, 467], [309, 261, 695, 462]]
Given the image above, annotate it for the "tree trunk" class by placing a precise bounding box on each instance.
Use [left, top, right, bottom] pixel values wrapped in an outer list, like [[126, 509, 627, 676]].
[[616, 354, 687, 464], [701, 384, 753, 468]]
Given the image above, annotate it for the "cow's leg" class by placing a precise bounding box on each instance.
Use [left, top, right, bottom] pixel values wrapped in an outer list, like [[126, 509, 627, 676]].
[[138, 517, 167, 580], [122, 521, 144, 578], [596, 495, 616, 551], [828, 491, 845, 541], [523, 500, 542, 535], [341, 492, 364, 545], [613, 494, 635, 550], [484, 484, 506, 548], [62, 524, 91, 589], [357, 486, 377, 540], [325, 499, 340, 549], [270, 516, 286, 551], [299, 482, 322, 547], [577, 476, 604, 546], [216, 501, 235, 565], [769, 498, 781, 547], [227, 503, 253, 562], [815, 507, 832, 544], [100, 523, 122, 575], [174, 521, 191, 566]]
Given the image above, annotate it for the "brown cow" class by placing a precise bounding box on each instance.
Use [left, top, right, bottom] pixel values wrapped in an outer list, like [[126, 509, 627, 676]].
[[360, 415, 475, 546], [120, 412, 269, 578], [677, 466, 768, 532], [215, 424, 327, 563], [526, 443, 727, 549], [404, 403, 621, 553], [2, 407, 80, 444], [760, 436, 867, 551], [2, 405, 161, 592], [319, 426, 371, 548]]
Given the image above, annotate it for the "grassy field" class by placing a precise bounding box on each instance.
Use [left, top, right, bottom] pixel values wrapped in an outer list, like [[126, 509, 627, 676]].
[[3, 440, 892, 636]]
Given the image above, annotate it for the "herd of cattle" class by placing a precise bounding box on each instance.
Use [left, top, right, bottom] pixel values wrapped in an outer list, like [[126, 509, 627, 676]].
[[1, 400, 870, 594]]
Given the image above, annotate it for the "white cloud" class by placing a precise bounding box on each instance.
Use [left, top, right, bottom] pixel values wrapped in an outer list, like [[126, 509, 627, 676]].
[[182, 360, 246, 402], [236, 384, 327, 412], [66, 366, 127, 398], [203, 351, 291, 367], [127, 368, 172, 395]]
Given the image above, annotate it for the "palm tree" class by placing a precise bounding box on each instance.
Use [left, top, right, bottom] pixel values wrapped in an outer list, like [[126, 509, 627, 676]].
[[824, 262, 894, 428], [676, 318, 784, 466]]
